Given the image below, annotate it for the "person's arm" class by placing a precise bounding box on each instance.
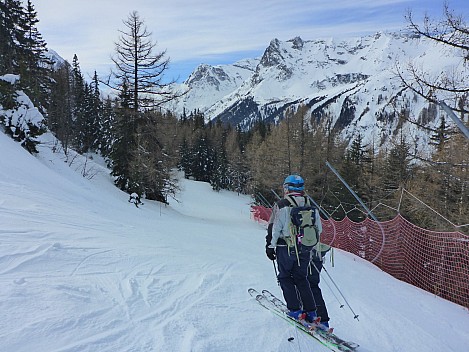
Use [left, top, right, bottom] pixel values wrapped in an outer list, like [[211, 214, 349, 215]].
[[265, 204, 279, 260], [271, 205, 287, 248]]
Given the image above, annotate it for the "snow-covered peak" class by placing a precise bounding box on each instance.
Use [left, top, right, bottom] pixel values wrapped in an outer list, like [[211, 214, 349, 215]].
[[45, 48, 66, 69], [166, 58, 258, 116], [167, 31, 466, 152]]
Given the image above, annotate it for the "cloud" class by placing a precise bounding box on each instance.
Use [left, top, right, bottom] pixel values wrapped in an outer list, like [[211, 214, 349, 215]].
[[32, 0, 467, 82]]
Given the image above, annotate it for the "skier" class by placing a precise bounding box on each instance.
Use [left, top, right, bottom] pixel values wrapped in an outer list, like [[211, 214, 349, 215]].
[[265, 174, 319, 324]]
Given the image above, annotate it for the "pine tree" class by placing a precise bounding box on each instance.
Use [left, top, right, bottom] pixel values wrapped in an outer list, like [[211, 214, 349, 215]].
[[48, 61, 73, 153], [110, 78, 137, 192], [429, 114, 454, 153], [90, 71, 104, 152], [129, 111, 179, 202], [70, 55, 87, 152], [17, 0, 52, 110], [338, 133, 375, 221], [211, 147, 229, 191], [107, 11, 182, 111], [0, 0, 24, 75], [178, 138, 193, 178], [225, 125, 250, 194], [208, 121, 230, 191], [384, 132, 413, 193], [190, 134, 215, 182], [106, 11, 185, 202], [98, 97, 117, 158]]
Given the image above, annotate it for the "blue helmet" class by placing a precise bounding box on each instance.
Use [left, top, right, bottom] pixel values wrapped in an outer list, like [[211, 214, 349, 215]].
[[283, 174, 305, 192]]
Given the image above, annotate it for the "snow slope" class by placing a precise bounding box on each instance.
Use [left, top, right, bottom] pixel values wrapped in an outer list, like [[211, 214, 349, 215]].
[[1, 132, 468, 352]]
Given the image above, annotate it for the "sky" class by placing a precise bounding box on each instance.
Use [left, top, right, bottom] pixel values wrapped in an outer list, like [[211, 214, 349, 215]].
[[31, 0, 469, 83], [1, 89, 469, 351]]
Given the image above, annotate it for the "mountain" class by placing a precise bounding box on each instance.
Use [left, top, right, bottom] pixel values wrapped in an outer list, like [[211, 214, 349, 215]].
[[168, 31, 463, 150], [46, 48, 66, 69]]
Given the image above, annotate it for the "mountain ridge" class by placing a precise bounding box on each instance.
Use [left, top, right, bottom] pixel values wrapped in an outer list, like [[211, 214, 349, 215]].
[[167, 31, 462, 152]]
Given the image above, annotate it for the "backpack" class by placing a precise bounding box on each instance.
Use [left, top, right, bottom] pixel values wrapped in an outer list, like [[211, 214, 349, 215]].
[[285, 195, 319, 248]]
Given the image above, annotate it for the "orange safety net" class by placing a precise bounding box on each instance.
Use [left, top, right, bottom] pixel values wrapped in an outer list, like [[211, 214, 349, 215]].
[[251, 206, 469, 309]]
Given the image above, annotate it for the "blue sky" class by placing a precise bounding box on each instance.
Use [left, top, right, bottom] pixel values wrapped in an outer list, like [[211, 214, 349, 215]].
[[32, 0, 469, 83]]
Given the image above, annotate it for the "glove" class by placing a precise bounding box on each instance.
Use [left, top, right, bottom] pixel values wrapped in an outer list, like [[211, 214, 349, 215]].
[[266, 247, 276, 261]]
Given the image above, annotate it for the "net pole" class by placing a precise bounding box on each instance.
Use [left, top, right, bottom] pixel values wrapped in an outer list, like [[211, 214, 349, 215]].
[[325, 161, 386, 263], [439, 101, 469, 140], [271, 189, 282, 200]]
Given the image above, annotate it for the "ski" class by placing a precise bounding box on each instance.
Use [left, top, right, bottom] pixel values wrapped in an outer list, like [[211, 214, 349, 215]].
[[248, 288, 359, 352], [261, 289, 359, 350], [261, 289, 328, 331]]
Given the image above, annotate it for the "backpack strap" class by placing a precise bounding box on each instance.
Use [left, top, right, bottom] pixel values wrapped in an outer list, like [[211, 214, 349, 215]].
[[285, 194, 311, 208], [285, 194, 298, 207]]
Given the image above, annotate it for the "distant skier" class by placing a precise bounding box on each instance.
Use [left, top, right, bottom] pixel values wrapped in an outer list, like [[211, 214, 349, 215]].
[[265, 174, 320, 324]]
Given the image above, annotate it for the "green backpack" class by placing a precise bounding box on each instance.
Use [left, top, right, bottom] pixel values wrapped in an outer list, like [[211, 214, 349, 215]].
[[285, 195, 319, 248]]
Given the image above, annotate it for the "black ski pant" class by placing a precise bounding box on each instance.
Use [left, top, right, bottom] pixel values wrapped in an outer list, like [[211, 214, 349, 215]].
[[308, 257, 330, 322], [276, 244, 316, 312]]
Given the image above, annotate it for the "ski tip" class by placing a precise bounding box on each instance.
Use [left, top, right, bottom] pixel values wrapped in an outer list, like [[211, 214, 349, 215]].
[[248, 288, 261, 299]]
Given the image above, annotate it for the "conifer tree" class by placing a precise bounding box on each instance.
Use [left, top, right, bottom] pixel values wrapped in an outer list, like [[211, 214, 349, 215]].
[[129, 111, 179, 202], [383, 132, 413, 193], [110, 78, 137, 192], [89, 71, 104, 152], [107, 11, 182, 111], [48, 61, 73, 153], [429, 114, 454, 153], [190, 134, 215, 182], [178, 138, 193, 178], [106, 11, 185, 202], [228, 125, 251, 194], [70, 55, 88, 152], [17, 0, 52, 110], [208, 121, 230, 191], [211, 147, 229, 191], [98, 97, 117, 158], [0, 0, 24, 75]]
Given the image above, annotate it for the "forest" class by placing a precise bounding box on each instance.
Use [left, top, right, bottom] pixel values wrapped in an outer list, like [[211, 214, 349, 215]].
[[1, 0, 468, 233]]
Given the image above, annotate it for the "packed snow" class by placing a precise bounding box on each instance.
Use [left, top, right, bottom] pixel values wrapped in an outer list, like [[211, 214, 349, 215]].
[[1, 131, 468, 352]]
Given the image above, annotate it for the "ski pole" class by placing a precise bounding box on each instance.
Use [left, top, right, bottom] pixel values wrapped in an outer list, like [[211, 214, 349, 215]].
[[322, 266, 359, 321], [272, 260, 280, 286], [310, 261, 345, 309]]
